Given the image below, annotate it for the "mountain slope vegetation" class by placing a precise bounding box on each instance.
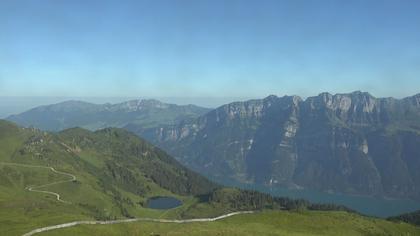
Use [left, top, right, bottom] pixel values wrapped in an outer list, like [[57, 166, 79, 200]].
[[388, 209, 420, 226]]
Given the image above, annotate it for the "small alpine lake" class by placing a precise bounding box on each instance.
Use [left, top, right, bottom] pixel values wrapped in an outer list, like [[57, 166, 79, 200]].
[[146, 196, 183, 210]]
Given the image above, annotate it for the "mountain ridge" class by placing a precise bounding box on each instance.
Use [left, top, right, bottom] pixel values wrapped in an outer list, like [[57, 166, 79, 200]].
[[7, 99, 210, 131], [135, 91, 420, 200], [6, 92, 420, 200]]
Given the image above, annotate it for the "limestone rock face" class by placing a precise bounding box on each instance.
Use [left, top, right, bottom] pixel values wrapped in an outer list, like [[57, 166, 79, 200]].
[[138, 92, 420, 200]]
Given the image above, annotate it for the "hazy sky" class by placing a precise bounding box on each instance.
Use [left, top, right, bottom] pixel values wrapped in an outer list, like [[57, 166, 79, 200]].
[[1, 0, 420, 98]]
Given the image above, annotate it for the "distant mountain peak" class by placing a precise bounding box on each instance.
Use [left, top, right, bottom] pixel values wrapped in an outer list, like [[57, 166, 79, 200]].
[[114, 99, 169, 111], [348, 90, 373, 96], [264, 94, 279, 100], [345, 91, 376, 102], [318, 91, 333, 97], [26, 100, 101, 113], [316, 91, 374, 99], [404, 93, 420, 107]]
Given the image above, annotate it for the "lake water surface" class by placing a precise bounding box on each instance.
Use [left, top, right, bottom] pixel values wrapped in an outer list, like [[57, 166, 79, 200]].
[[147, 196, 182, 210]]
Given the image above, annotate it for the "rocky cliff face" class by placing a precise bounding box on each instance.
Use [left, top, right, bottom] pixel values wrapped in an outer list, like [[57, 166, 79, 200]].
[[137, 92, 420, 200]]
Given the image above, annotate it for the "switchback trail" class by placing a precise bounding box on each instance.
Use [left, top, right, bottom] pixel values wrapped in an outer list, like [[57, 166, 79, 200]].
[[22, 211, 255, 236], [0, 162, 255, 235], [0, 162, 76, 203]]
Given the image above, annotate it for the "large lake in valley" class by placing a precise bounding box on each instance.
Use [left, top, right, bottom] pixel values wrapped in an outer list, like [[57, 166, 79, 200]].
[[213, 178, 420, 218], [147, 196, 182, 210]]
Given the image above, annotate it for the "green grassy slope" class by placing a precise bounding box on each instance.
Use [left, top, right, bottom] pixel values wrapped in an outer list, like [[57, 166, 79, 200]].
[[0, 120, 217, 235], [41, 211, 420, 236]]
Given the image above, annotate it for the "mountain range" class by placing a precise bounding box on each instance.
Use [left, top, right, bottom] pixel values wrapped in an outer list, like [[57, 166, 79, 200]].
[[7, 99, 210, 131], [132, 91, 420, 201], [7, 92, 420, 201]]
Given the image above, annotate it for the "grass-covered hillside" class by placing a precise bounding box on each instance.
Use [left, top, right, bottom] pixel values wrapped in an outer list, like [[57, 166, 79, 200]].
[[388, 209, 420, 226], [0, 119, 217, 235], [40, 211, 420, 236], [0, 120, 418, 236]]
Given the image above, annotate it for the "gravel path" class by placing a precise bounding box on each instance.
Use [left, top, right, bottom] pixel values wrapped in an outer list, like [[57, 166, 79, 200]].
[[0, 162, 76, 203], [22, 211, 255, 236]]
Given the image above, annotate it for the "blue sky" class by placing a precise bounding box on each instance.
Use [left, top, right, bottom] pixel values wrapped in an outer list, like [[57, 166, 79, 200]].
[[1, 0, 420, 98]]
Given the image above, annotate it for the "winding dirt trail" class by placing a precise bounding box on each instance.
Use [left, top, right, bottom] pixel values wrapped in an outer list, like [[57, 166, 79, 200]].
[[22, 211, 255, 236], [0, 162, 76, 203]]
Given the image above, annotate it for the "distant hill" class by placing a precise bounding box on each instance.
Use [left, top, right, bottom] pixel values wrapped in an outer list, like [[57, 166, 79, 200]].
[[137, 91, 420, 201], [7, 99, 210, 131]]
